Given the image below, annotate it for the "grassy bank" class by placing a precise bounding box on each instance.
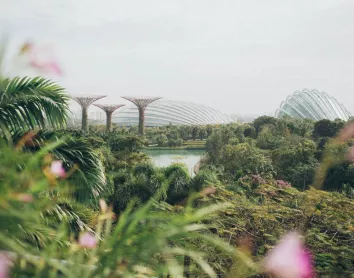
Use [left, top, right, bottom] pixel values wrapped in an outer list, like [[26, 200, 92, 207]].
[[147, 140, 206, 150], [146, 145, 205, 151]]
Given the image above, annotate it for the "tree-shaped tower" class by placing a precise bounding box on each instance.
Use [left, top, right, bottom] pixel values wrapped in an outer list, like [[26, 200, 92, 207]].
[[121, 97, 162, 136], [94, 104, 125, 132], [71, 95, 106, 131]]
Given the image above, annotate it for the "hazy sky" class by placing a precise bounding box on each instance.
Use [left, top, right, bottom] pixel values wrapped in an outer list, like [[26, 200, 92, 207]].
[[1, 0, 354, 115]]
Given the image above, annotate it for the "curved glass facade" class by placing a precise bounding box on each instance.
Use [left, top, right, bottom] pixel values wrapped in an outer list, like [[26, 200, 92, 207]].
[[275, 89, 352, 121], [113, 99, 233, 126]]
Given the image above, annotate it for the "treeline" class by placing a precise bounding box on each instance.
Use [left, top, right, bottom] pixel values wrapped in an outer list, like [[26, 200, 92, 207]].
[[94, 116, 354, 195], [201, 116, 354, 196], [92, 123, 216, 147]]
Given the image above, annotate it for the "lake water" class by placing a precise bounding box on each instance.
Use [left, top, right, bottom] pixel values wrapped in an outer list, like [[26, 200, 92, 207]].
[[144, 149, 205, 176]]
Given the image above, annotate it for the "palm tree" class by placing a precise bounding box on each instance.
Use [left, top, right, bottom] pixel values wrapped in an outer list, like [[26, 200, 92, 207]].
[[0, 76, 69, 133], [0, 75, 107, 203], [164, 163, 191, 204], [12, 129, 106, 203]]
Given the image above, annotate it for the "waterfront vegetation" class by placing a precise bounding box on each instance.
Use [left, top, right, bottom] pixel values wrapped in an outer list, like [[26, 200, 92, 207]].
[[0, 75, 354, 277]]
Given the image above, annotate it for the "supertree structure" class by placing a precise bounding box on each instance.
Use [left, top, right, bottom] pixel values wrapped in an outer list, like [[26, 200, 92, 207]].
[[121, 96, 162, 136], [94, 104, 125, 132], [71, 95, 106, 131]]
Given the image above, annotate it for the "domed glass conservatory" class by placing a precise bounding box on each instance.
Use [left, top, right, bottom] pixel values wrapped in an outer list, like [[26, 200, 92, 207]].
[[113, 99, 233, 126], [275, 89, 352, 121]]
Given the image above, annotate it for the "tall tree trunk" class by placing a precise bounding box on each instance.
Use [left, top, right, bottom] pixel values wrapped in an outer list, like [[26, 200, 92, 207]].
[[138, 106, 145, 136], [106, 111, 113, 132], [82, 107, 88, 131]]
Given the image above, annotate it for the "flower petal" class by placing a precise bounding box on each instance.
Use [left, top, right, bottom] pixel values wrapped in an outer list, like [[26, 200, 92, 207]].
[[79, 233, 97, 249], [264, 232, 314, 278]]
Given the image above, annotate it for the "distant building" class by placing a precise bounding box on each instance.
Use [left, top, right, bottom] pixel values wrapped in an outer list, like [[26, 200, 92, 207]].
[[275, 89, 351, 121], [230, 114, 259, 123]]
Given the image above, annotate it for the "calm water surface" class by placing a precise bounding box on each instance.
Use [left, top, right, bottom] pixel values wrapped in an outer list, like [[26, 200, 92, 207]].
[[144, 149, 205, 176]]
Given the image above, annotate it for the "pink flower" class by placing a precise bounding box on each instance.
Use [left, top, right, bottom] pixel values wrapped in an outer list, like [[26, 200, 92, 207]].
[[338, 123, 354, 143], [20, 42, 63, 76], [79, 233, 97, 249], [50, 161, 66, 178], [0, 252, 11, 278], [16, 194, 34, 203], [29, 60, 63, 76], [264, 232, 314, 278]]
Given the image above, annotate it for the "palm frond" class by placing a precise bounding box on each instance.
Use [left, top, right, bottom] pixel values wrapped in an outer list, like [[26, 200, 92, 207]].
[[0, 76, 69, 132], [12, 130, 106, 203]]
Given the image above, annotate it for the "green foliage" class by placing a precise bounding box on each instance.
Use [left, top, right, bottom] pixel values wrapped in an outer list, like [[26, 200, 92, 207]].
[[155, 133, 168, 146], [0, 141, 95, 248], [201, 117, 354, 194], [109, 161, 221, 212], [190, 169, 219, 192], [313, 119, 344, 139], [198, 183, 354, 276], [205, 131, 224, 163], [0, 76, 69, 133], [323, 162, 354, 193], [252, 115, 278, 135], [111, 167, 160, 212], [168, 137, 184, 147], [243, 125, 257, 139], [0, 138, 237, 278], [271, 137, 317, 189], [106, 134, 147, 153], [256, 126, 284, 150], [164, 163, 192, 204], [220, 143, 275, 179], [12, 130, 106, 203]]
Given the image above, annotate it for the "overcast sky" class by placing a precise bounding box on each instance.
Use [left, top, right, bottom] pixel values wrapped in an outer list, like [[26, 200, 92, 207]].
[[1, 0, 354, 115]]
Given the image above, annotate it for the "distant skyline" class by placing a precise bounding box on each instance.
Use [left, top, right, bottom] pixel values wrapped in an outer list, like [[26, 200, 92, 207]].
[[1, 0, 354, 116]]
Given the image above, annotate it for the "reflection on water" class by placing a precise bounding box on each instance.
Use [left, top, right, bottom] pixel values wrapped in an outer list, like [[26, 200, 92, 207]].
[[144, 149, 204, 176]]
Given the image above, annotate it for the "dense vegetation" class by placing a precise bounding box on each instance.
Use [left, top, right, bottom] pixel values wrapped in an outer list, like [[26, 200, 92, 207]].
[[0, 72, 353, 277], [93, 116, 354, 196], [82, 118, 354, 276]]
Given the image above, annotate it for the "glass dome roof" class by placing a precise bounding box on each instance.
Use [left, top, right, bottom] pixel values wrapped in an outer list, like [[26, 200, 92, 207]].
[[275, 89, 352, 121], [113, 99, 233, 126]]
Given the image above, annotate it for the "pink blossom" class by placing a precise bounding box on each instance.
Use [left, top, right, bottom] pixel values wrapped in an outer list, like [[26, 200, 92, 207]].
[[338, 123, 354, 143], [276, 180, 291, 189], [264, 232, 314, 278], [0, 252, 11, 278], [29, 60, 63, 76], [79, 233, 97, 249], [20, 42, 63, 76], [16, 194, 34, 203], [50, 161, 66, 178]]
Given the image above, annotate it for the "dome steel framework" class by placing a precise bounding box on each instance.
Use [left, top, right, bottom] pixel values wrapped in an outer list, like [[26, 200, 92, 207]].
[[275, 89, 351, 121], [113, 99, 233, 127]]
